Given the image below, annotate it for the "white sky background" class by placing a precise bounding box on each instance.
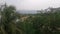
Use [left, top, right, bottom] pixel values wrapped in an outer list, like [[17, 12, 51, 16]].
[[0, 0, 60, 10]]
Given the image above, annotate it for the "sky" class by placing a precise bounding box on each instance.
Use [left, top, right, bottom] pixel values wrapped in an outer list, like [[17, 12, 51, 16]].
[[0, 0, 60, 10]]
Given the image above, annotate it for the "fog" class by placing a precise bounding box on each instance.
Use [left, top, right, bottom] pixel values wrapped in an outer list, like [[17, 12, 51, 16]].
[[1, 0, 60, 10]]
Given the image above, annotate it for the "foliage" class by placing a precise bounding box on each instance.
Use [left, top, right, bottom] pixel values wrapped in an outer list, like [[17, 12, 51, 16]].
[[0, 4, 60, 34]]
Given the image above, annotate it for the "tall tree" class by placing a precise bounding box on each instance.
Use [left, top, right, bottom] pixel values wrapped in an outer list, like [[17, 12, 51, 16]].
[[0, 4, 22, 34]]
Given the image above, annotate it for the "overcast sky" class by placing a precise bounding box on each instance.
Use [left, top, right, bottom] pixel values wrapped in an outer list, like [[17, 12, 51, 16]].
[[0, 0, 60, 10]]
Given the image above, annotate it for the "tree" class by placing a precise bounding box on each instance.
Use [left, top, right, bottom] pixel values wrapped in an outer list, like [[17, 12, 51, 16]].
[[0, 4, 22, 34]]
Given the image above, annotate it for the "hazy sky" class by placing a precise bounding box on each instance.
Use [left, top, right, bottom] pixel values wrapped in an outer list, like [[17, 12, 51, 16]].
[[0, 0, 60, 10]]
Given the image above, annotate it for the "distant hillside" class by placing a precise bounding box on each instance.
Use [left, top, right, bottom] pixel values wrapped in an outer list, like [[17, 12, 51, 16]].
[[17, 10, 37, 14], [16, 7, 60, 14]]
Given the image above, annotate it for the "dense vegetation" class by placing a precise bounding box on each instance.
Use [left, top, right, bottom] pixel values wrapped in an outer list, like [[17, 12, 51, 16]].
[[0, 4, 60, 34]]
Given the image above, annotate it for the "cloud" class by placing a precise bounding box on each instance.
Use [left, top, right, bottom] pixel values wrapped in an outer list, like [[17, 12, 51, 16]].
[[4, 0, 60, 10], [0, 0, 5, 5]]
